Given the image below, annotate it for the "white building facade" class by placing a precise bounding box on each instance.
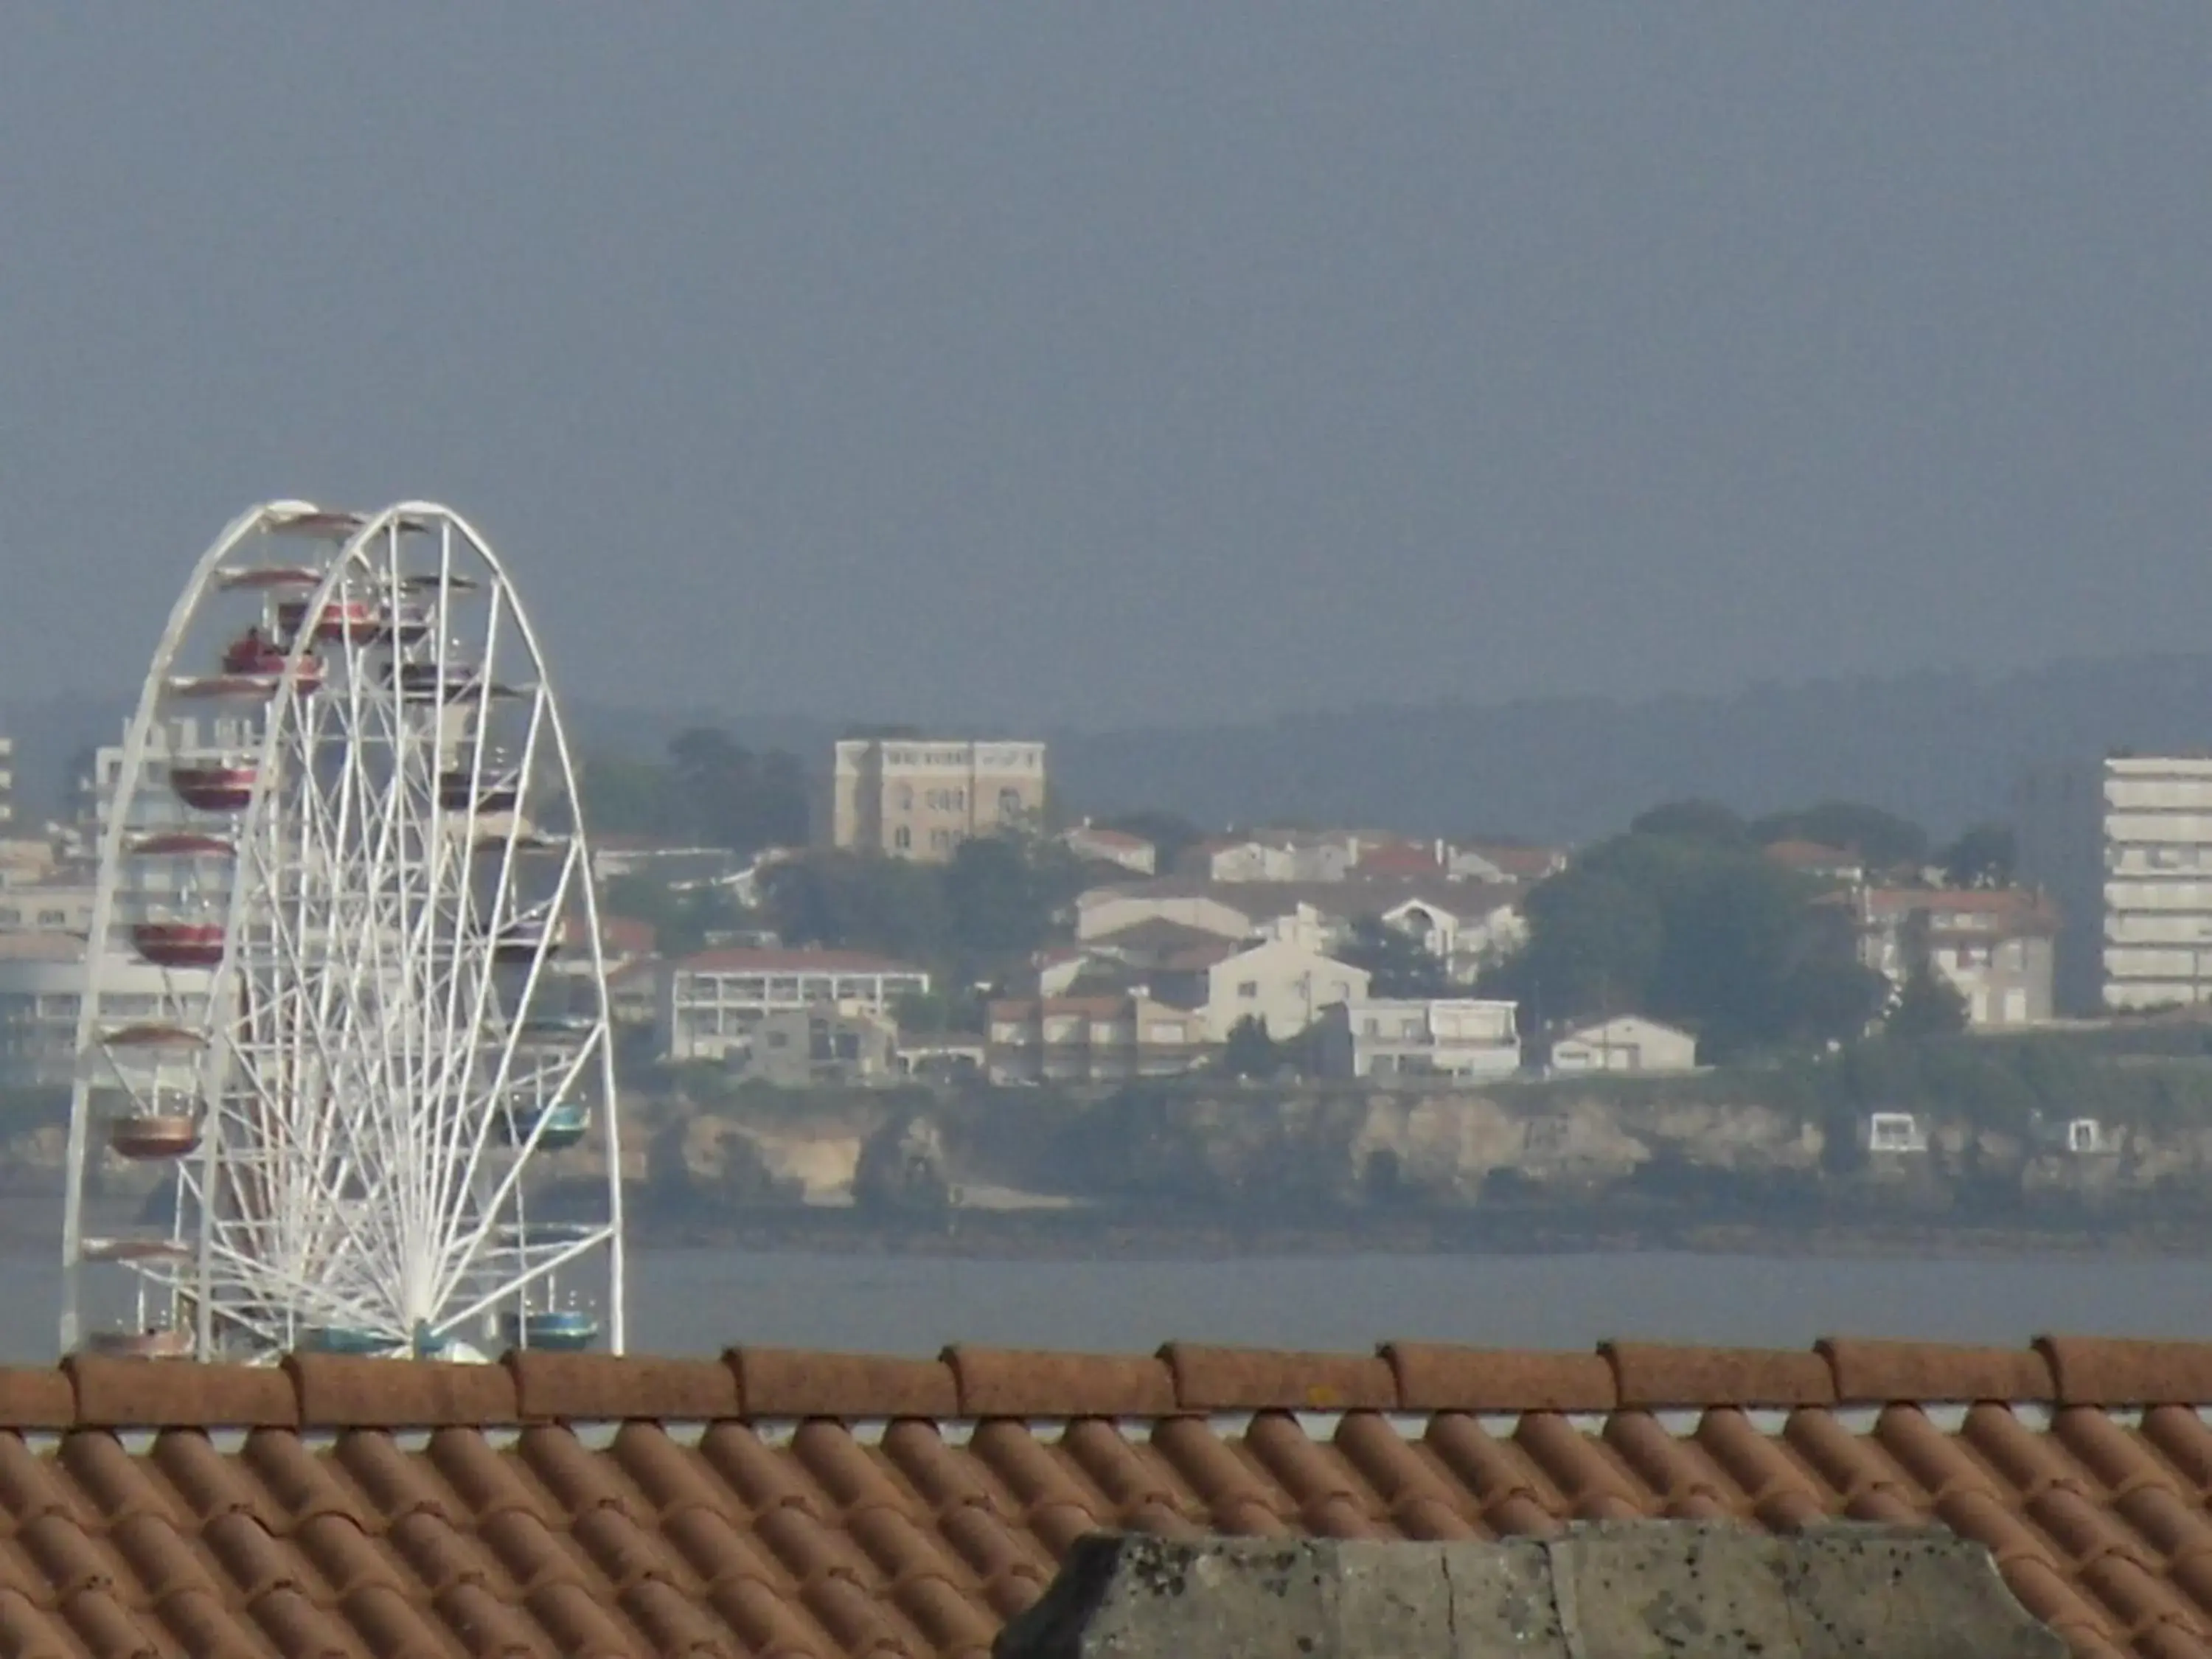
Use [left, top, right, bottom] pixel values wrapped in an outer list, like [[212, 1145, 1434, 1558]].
[[1548, 1015, 1698, 1075], [2095, 756, 2212, 1011], [1197, 939, 1369, 1041], [1315, 998, 1522, 1079], [658, 947, 930, 1063]]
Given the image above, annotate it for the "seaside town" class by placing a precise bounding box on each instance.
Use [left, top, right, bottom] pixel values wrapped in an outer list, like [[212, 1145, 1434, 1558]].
[[18, 716, 2212, 1242], [3, 10, 2210, 1659]]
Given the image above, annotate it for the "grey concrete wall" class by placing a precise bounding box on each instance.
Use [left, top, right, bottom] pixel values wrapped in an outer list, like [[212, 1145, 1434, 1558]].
[[995, 1523, 2067, 1659]]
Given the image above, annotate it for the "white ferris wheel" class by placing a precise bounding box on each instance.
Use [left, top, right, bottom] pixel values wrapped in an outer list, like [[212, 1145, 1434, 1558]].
[[59, 501, 624, 1363]]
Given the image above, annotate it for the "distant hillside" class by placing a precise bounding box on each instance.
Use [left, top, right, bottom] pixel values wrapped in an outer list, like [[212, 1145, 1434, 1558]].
[[18, 651, 2212, 844], [1051, 654, 2212, 842]]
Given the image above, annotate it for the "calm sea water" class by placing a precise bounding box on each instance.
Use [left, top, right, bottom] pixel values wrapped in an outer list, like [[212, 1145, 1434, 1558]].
[[9, 1247, 2212, 1364]]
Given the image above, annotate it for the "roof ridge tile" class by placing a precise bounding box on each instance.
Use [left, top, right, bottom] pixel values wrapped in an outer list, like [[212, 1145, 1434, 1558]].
[[728, 1347, 958, 1420], [2035, 1335, 2212, 1408], [506, 1352, 738, 1424], [944, 1346, 1176, 1419], [1157, 1343, 1397, 1413], [282, 1354, 518, 1430], [1602, 1341, 1837, 1410], [1818, 1338, 2056, 1405], [1382, 1343, 1617, 1413]]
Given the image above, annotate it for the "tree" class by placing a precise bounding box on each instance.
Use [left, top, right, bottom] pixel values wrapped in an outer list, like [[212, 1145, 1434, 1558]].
[[667, 726, 810, 852], [758, 852, 952, 963], [1220, 1015, 1280, 1079], [1752, 801, 1929, 870], [1629, 800, 1747, 845], [1337, 915, 1453, 998], [1489, 869, 1665, 1023], [945, 835, 1053, 960], [577, 751, 685, 840], [1939, 823, 2017, 889], [1888, 966, 1969, 1041], [1776, 956, 1892, 1046]]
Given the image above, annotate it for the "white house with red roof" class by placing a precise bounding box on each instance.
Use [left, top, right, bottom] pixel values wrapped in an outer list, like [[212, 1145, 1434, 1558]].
[[1059, 821, 1156, 874]]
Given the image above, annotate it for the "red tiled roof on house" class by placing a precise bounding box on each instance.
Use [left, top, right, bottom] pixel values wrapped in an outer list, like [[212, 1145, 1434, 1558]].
[[1352, 840, 1444, 877], [672, 946, 925, 975], [1462, 841, 1569, 880], [1853, 886, 2062, 936], [1764, 838, 1863, 872], [0, 1340, 2203, 1655]]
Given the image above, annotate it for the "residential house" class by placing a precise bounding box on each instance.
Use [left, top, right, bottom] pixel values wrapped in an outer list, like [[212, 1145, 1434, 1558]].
[[1547, 1014, 1698, 1074], [825, 737, 1047, 862], [1178, 833, 1358, 885], [1374, 891, 1527, 983], [1762, 840, 1866, 886], [741, 1004, 900, 1088], [658, 946, 930, 1063], [1352, 837, 1531, 883], [1830, 886, 2059, 1029], [985, 993, 1208, 1084], [1076, 875, 1525, 986], [1075, 883, 1256, 944], [1459, 840, 1570, 882], [1313, 997, 1521, 1079], [1060, 821, 1155, 875], [1085, 917, 1242, 974], [1160, 937, 1370, 1042]]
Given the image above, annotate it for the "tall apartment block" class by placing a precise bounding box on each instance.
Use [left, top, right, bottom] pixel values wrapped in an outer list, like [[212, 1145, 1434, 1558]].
[[827, 737, 1047, 862], [2016, 754, 2212, 1013]]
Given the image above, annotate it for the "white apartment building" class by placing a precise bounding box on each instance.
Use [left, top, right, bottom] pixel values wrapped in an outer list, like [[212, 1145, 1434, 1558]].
[[656, 946, 931, 1063], [0, 933, 214, 1088], [2098, 756, 2212, 1010], [78, 715, 261, 938], [1315, 998, 1523, 1079], [2019, 754, 2212, 1013], [826, 738, 1047, 863]]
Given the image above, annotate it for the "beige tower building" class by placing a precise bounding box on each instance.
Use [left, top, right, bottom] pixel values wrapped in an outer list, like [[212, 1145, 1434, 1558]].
[[827, 737, 1047, 861]]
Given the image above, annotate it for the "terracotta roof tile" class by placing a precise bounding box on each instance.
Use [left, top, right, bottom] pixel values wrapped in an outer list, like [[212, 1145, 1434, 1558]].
[[0, 1368, 79, 1432], [1383, 1343, 1616, 1413], [507, 1351, 739, 1422], [0, 1339, 2197, 1655], [64, 1357, 296, 1429], [1603, 1341, 1836, 1408], [1820, 1338, 2056, 1404], [282, 1353, 519, 1427], [1159, 1343, 1397, 1412], [944, 1347, 1175, 1419], [2036, 1337, 2212, 1407], [731, 1347, 959, 1419]]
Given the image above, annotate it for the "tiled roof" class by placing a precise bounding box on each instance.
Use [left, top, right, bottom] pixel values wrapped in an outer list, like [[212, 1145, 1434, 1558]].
[[0, 1340, 2211, 1656]]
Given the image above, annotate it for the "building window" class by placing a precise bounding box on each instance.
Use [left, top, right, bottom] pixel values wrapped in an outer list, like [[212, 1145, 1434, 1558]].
[[1238, 981, 1259, 998], [897, 785, 914, 810], [1866, 1112, 1925, 1153], [998, 788, 1023, 819], [894, 827, 911, 850]]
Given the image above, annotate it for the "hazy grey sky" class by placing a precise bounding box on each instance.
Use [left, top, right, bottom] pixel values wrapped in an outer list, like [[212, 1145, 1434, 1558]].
[[1, 7, 2206, 728]]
